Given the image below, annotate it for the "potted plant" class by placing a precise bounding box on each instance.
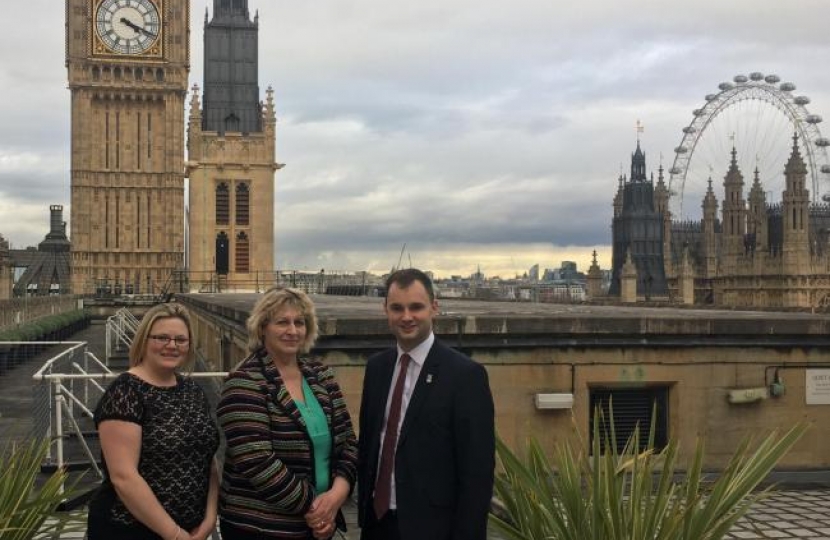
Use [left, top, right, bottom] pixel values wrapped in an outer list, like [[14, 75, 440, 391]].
[[491, 410, 806, 540], [0, 439, 82, 540]]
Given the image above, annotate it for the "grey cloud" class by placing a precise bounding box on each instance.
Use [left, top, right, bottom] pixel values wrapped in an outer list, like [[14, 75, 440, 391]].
[[1, 0, 829, 276]]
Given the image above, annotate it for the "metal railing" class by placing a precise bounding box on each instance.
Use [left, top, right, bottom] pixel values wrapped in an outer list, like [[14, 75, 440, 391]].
[[31, 343, 113, 470], [171, 269, 385, 295], [104, 308, 138, 362], [32, 345, 228, 492]]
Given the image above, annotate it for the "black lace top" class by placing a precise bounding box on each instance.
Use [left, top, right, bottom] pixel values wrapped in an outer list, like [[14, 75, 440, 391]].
[[88, 372, 219, 531]]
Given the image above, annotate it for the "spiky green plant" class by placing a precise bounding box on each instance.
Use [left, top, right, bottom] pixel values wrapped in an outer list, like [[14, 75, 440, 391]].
[[0, 439, 83, 540], [491, 409, 806, 540]]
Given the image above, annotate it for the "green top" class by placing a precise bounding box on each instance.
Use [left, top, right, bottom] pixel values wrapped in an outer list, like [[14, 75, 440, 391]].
[[296, 378, 332, 492]]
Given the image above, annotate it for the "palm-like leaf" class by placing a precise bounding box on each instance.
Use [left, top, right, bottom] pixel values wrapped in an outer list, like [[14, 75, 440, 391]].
[[0, 439, 83, 540], [491, 407, 806, 540]]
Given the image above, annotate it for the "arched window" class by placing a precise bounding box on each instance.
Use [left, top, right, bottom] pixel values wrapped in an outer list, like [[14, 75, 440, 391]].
[[235, 183, 249, 225], [224, 113, 240, 133], [216, 232, 229, 275], [216, 183, 229, 225], [235, 232, 250, 274]]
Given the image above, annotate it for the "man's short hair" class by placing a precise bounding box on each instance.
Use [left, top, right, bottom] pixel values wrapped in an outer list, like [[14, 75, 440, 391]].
[[385, 268, 435, 302]]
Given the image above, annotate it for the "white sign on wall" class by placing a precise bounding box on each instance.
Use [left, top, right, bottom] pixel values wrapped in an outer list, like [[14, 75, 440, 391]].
[[806, 369, 830, 405]]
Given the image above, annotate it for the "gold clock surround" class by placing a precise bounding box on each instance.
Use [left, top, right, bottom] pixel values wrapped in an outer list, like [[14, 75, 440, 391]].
[[92, 0, 164, 58]]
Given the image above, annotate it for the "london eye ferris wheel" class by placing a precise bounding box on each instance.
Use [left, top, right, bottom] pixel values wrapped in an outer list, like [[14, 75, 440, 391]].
[[668, 72, 830, 220]]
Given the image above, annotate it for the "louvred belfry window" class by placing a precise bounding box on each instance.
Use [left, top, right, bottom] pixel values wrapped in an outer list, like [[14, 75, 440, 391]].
[[216, 183, 229, 225], [236, 183, 249, 226], [235, 232, 250, 273]]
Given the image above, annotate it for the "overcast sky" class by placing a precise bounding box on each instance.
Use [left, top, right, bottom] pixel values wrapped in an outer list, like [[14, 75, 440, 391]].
[[1, 0, 829, 278]]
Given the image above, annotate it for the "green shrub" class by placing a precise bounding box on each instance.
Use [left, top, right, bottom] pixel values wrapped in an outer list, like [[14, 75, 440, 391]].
[[0, 439, 82, 540], [491, 410, 806, 540]]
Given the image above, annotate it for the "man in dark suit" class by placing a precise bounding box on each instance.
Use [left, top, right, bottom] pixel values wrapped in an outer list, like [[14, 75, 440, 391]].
[[358, 268, 495, 540]]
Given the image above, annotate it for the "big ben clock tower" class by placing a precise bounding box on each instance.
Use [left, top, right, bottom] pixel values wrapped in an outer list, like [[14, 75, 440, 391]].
[[66, 0, 189, 294]]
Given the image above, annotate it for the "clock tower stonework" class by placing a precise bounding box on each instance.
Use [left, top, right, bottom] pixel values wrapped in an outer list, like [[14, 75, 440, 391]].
[[66, 0, 189, 294]]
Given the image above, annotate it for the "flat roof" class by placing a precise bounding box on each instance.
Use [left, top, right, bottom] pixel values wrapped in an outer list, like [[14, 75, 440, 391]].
[[176, 293, 830, 343]]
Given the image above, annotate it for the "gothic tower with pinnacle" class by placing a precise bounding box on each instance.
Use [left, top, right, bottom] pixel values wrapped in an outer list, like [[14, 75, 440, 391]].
[[187, 0, 279, 290], [610, 132, 830, 309], [67, 0, 190, 294]]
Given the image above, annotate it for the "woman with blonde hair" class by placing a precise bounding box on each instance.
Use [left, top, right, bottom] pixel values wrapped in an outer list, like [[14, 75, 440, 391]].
[[87, 303, 220, 540], [218, 287, 357, 539]]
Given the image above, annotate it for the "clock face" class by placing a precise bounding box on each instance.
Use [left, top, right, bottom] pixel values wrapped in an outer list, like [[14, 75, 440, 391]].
[[95, 0, 161, 55]]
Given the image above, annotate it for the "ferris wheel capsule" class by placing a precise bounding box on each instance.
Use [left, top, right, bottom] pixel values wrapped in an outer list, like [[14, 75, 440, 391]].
[[693, 109, 704, 117], [683, 126, 697, 134], [780, 82, 796, 92], [822, 165, 830, 174], [669, 167, 683, 175], [705, 94, 717, 101], [749, 72, 764, 81], [765, 74, 781, 84], [794, 96, 810, 105], [719, 82, 734, 91], [807, 114, 823, 124], [675, 146, 689, 154], [815, 138, 830, 147], [734, 75, 748, 84]]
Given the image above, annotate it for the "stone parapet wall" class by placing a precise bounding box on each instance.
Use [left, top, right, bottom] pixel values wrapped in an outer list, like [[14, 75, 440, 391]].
[[178, 293, 830, 470]]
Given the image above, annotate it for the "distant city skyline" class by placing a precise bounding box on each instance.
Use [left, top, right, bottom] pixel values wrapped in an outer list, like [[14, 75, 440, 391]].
[[1, 0, 829, 278]]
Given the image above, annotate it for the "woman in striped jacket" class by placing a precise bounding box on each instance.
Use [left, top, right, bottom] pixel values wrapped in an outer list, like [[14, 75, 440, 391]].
[[217, 287, 358, 539]]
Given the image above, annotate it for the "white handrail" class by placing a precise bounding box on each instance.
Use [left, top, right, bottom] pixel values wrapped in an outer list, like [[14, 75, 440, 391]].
[[42, 370, 231, 492], [86, 351, 113, 374], [72, 362, 107, 394], [58, 382, 95, 419], [31, 342, 88, 380], [59, 397, 103, 479]]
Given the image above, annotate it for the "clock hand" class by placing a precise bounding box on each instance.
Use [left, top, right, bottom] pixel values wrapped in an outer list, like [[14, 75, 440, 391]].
[[120, 17, 142, 33], [119, 17, 157, 38]]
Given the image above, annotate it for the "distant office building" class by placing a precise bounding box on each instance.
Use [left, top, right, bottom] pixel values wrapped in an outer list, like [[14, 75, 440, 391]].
[[528, 264, 540, 281], [559, 261, 583, 281]]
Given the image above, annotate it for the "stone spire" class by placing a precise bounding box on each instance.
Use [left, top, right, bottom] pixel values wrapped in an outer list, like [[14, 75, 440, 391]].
[[782, 132, 810, 269], [702, 177, 719, 278], [203, 0, 261, 133], [189, 84, 202, 122], [630, 141, 647, 182], [586, 250, 603, 300], [721, 147, 746, 258]]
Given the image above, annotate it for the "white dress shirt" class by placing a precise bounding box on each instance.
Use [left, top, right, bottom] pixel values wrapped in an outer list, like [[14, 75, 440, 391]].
[[377, 332, 434, 510]]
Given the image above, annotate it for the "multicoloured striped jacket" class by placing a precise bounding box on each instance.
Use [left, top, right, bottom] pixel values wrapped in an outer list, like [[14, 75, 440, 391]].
[[217, 350, 358, 538]]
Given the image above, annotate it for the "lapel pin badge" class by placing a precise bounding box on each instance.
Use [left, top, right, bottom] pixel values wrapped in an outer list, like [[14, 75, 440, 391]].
[[426, 374, 433, 384]]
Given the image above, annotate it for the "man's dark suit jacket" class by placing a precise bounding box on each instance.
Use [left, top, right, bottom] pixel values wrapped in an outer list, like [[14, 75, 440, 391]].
[[357, 339, 495, 540]]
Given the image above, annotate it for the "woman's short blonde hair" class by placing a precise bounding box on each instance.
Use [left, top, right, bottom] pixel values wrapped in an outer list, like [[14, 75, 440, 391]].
[[246, 287, 319, 354], [129, 303, 194, 368]]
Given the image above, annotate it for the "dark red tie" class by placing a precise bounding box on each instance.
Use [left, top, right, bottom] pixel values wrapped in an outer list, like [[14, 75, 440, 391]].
[[373, 353, 411, 519]]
